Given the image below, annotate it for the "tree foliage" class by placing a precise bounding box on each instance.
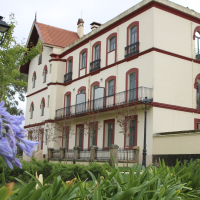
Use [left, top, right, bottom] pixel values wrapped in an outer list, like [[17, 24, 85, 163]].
[[0, 13, 43, 115]]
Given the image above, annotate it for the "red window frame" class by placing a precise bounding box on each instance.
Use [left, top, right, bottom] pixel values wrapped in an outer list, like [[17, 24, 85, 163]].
[[103, 119, 115, 149], [79, 48, 88, 78], [125, 68, 139, 102], [75, 124, 84, 150], [77, 86, 86, 94], [88, 121, 98, 149], [62, 126, 70, 150], [66, 56, 73, 74], [40, 97, 45, 116], [124, 115, 138, 149], [92, 41, 101, 62], [30, 102, 34, 119], [194, 118, 200, 129], [105, 76, 116, 106], [127, 21, 139, 46], [90, 81, 100, 109], [32, 71, 36, 88], [106, 33, 117, 66], [64, 91, 71, 116]]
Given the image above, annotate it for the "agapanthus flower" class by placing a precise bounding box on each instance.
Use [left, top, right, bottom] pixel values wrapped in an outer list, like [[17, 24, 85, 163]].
[[0, 101, 40, 169]]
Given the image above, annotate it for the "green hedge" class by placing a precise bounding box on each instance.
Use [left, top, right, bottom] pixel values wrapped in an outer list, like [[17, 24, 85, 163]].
[[0, 157, 109, 182]]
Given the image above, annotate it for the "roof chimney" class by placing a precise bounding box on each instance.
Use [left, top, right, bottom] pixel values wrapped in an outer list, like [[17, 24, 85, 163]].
[[90, 22, 101, 30], [77, 18, 84, 38]]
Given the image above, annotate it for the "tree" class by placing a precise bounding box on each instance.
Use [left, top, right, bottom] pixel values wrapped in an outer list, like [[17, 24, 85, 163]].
[[83, 113, 101, 148], [116, 103, 137, 167], [0, 13, 43, 115]]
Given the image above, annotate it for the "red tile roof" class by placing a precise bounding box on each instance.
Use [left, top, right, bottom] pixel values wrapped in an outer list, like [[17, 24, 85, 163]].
[[36, 22, 79, 48]]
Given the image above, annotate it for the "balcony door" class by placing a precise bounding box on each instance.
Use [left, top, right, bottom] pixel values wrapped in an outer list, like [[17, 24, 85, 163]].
[[129, 73, 136, 102], [106, 79, 114, 107], [130, 26, 137, 53], [65, 95, 70, 116], [108, 123, 113, 147], [93, 87, 104, 110]]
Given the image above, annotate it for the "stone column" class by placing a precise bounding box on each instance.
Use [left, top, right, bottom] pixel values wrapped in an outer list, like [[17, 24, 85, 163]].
[[133, 146, 139, 165], [73, 146, 81, 160], [48, 148, 54, 162], [90, 146, 98, 162], [109, 144, 119, 167], [60, 147, 66, 160]]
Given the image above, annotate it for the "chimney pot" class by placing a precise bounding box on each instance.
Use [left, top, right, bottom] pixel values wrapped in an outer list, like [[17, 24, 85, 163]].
[[90, 22, 101, 30]]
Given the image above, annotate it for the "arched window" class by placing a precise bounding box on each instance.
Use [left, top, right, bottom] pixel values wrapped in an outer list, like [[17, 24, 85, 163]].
[[81, 52, 86, 69], [105, 76, 116, 107], [126, 68, 138, 102], [43, 65, 48, 83], [32, 72, 36, 88], [108, 80, 114, 96], [110, 37, 115, 51], [40, 98, 45, 116], [91, 42, 101, 72], [126, 21, 139, 57], [195, 31, 200, 60], [30, 103, 34, 119]]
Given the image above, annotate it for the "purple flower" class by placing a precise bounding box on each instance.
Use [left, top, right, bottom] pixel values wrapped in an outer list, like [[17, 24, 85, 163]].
[[0, 101, 40, 169]]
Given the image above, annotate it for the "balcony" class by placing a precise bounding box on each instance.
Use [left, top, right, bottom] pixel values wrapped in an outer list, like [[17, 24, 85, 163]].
[[195, 48, 200, 61], [64, 72, 72, 83], [125, 42, 139, 58], [55, 86, 153, 119], [90, 59, 101, 73]]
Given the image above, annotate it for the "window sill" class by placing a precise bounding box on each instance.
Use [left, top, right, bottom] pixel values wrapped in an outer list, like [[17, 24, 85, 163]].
[[38, 63, 42, 65], [80, 68, 85, 71], [43, 81, 46, 83], [108, 49, 115, 54], [32, 87, 35, 89]]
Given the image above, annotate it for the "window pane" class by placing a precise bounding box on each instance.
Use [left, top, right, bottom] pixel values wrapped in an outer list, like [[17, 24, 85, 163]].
[[110, 37, 115, 51], [82, 52, 86, 69], [43, 69, 46, 82], [131, 26, 137, 44], [68, 60, 72, 72], [108, 79, 114, 95], [95, 45, 99, 60], [79, 128, 83, 148], [108, 123, 113, 147], [129, 120, 135, 146]]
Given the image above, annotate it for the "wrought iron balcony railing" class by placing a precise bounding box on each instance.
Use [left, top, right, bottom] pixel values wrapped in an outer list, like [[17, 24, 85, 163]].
[[55, 86, 153, 119], [64, 72, 72, 83], [195, 48, 200, 61], [90, 59, 101, 73], [125, 42, 139, 58]]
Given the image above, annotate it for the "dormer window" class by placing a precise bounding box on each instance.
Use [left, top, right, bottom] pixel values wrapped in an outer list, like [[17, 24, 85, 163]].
[[38, 53, 42, 65], [81, 52, 86, 69]]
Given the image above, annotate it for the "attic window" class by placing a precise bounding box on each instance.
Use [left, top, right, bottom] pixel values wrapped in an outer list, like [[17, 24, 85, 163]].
[[38, 53, 42, 65]]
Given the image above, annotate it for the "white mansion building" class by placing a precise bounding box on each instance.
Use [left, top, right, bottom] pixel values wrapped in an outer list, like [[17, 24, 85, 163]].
[[21, 0, 200, 165]]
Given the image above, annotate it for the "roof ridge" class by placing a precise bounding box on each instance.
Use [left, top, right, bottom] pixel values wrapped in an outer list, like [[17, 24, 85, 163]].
[[36, 22, 77, 34]]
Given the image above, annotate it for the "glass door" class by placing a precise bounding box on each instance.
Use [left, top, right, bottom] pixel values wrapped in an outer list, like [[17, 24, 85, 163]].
[[129, 73, 136, 102], [108, 123, 113, 147]]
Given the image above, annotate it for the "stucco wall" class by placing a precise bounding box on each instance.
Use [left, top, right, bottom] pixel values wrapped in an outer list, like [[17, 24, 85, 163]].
[[153, 132, 200, 155]]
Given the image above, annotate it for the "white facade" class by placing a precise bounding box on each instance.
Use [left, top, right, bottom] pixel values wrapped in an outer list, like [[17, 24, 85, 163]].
[[22, 0, 200, 165]]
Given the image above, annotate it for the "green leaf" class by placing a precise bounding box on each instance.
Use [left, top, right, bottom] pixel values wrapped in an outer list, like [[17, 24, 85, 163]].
[[15, 177, 27, 187], [118, 175, 160, 200], [29, 188, 43, 200], [25, 171, 43, 189], [43, 171, 60, 185], [15, 182, 36, 200], [52, 180, 62, 197]]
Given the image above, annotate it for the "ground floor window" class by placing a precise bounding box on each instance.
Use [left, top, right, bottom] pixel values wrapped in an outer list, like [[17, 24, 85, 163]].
[[103, 119, 115, 149], [76, 125, 84, 149]]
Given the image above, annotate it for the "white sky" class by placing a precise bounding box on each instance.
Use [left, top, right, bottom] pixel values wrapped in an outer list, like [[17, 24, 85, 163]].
[[1, 0, 200, 120]]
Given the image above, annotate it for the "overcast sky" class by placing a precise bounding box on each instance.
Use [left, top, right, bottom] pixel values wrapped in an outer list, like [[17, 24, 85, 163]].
[[1, 0, 200, 121]]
